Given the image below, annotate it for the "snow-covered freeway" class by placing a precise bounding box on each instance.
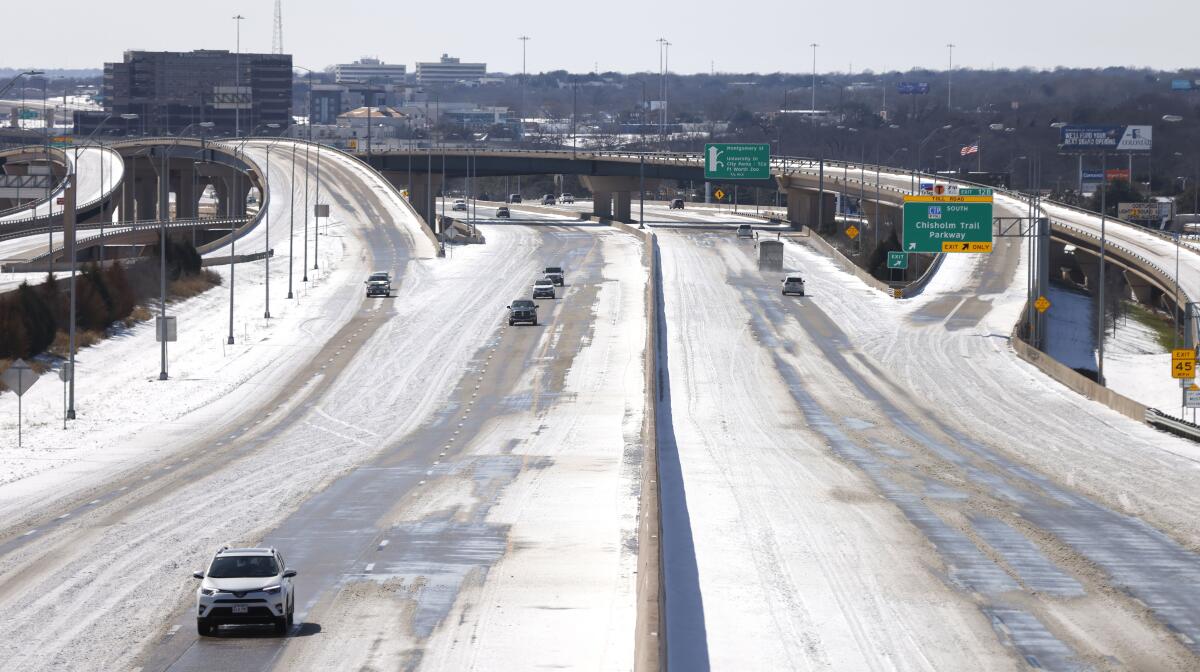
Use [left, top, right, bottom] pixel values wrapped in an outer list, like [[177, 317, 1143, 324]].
[[0, 144, 123, 224]]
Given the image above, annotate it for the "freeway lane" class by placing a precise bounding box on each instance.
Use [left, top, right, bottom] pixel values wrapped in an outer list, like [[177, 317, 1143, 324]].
[[0, 144, 123, 223], [138, 216, 644, 671], [657, 204, 1200, 669]]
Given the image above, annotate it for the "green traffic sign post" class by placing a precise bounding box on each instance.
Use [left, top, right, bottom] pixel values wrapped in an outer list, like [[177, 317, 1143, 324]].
[[704, 143, 770, 180], [887, 251, 909, 269], [902, 195, 994, 253]]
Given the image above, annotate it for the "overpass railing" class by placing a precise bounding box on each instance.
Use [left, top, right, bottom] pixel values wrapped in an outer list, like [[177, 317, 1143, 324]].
[[0, 145, 125, 227], [0, 144, 72, 219]]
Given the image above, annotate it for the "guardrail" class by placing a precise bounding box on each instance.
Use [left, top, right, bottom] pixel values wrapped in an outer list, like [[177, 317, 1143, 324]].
[[0, 144, 125, 227], [1146, 408, 1200, 442]]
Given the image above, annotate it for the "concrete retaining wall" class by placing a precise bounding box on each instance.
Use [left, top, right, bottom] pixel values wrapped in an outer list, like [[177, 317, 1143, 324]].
[[1009, 323, 1147, 423], [798, 228, 892, 294]]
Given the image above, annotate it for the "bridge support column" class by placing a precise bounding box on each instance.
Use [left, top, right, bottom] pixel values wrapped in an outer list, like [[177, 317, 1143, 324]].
[[135, 176, 158, 222], [405, 173, 444, 231], [1126, 274, 1158, 306], [175, 170, 198, 219], [613, 192, 632, 223], [592, 191, 613, 219]]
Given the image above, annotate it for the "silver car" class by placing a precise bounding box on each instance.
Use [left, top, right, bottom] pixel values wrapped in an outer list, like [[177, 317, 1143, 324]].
[[782, 276, 806, 296]]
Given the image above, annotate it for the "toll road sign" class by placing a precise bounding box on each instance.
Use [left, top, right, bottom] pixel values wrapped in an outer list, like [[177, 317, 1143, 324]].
[[1034, 296, 1051, 313], [704, 143, 770, 180], [1172, 349, 1196, 379], [887, 251, 908, 269], [903, 194, 994, 253], [845, 225, 860, 240]]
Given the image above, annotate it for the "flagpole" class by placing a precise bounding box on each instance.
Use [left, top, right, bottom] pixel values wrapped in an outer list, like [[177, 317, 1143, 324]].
[[977, 137, 982, 172]]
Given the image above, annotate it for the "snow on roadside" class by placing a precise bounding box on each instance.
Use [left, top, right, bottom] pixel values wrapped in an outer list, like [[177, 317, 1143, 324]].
[[0, 223, 542, 671], [0, 145, 360, 524]]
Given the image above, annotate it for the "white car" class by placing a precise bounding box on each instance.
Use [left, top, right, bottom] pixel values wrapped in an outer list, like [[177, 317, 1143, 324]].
[[782, 275, 806, 296], [452, 199, 467, 211], [533, 277, 555, 299], [193, 546, 296, 636], [736, 224, 754, 239], [559, 193, 575, 204]]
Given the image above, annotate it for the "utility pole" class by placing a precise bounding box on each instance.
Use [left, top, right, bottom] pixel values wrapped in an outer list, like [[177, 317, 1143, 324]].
[[946, 43, 955, 110]]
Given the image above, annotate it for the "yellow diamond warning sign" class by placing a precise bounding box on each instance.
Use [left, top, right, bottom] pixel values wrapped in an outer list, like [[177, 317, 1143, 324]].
[[1034, 296, 1051, 313], [713, 188, 726, 201], [845, 225, 860, 240]]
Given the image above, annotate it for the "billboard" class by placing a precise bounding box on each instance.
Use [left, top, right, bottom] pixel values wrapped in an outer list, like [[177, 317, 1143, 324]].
[[897, 82, 930, 95], [1060, 125, 1153, 152], [1172, 79, 1194, 91], [1105, 168, 1131, 182], [1081, 169, 1104, 185], [1118, 202, 1172, 221]]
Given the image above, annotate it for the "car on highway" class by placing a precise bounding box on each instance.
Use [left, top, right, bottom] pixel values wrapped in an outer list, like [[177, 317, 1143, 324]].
[[736, 224, 754, 239], [541, 194, 556, 205], [496, 206, 510, 218], [452, 199, 467, 212], [365, 271, 391, 297], [559, 193, 575, 204], [193, 546, 297, 637], [782, 275, 806, 296], [509, 194, 523, 203], [507, 299, 539, 326], [670, 198, 685, 209], [544, 266, 565, 286], [532, 278, 556, 299]]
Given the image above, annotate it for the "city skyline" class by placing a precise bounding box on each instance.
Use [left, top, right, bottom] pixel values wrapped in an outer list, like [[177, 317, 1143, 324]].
[[2, 0, 1198, 74]]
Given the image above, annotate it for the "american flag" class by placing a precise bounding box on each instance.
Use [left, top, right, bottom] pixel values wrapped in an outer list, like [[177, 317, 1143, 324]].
[[960, 142, 979, 157]]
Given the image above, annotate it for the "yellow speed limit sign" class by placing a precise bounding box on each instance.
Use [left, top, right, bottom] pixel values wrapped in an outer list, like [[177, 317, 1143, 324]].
[[1173, 349, 1197, 379]]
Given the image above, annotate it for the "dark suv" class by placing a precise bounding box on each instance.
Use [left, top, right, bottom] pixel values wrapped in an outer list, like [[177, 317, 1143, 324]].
[[507, 299, 539, 326]]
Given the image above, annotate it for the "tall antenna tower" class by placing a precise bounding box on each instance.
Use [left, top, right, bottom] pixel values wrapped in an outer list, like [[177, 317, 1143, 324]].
[[272, 0, 284, 54]]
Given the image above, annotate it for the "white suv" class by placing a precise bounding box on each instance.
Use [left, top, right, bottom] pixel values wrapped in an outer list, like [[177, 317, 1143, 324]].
[[193, 546, 296, 636]]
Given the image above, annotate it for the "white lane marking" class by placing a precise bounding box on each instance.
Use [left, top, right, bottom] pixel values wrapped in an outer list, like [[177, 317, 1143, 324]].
[[364, 563, 375, 573], [23, 529, 37, 536], [89, 499, 101, 505], [119, 486, 128, 491], [378, 540, 389, 549], [167, 624, 181, 637]]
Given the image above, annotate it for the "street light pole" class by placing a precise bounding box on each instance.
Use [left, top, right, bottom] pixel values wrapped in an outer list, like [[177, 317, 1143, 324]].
[[157, 145, 169, 380], [313, 141, 321, 270], [233, 15, 244, 139], [519, 36, 530, 143], [1098, 152, 1108, 385], [810, 43, 819, 112], [287, 143, 295, 299], [946, 43, 956, 110]]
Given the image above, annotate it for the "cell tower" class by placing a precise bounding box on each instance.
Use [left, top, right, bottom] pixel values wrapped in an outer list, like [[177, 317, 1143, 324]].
[[272, 0, 283, 54]]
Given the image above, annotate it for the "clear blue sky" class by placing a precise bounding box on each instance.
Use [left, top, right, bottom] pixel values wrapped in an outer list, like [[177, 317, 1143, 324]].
[[5, 0, 1198, 74]]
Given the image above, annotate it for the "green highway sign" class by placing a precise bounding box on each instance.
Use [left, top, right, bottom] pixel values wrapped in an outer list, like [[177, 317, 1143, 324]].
[[902, 195, 994, 254], [704, 143, 770, 180], [957, 188, 992, 196], [887, 251, 909, 269]]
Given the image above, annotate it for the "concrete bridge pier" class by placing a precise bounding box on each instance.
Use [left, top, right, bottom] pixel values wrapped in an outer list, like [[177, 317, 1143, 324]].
[[173, 169, 199, 219], [134, 174, 158, 222], [784, 188, 836, 231], [580, 176, 642, 222], [1126, 274, 1158, 306], [399, 173, 444, 231]]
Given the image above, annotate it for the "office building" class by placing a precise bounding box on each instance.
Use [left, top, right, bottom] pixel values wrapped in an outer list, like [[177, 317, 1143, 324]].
[[415, 54, 487, 86], [76, 49, 292, 137], [334, 58, 407, 85]]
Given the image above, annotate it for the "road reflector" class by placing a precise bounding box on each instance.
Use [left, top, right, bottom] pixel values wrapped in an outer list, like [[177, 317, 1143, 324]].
[[1034, 296, 1051, 313]]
